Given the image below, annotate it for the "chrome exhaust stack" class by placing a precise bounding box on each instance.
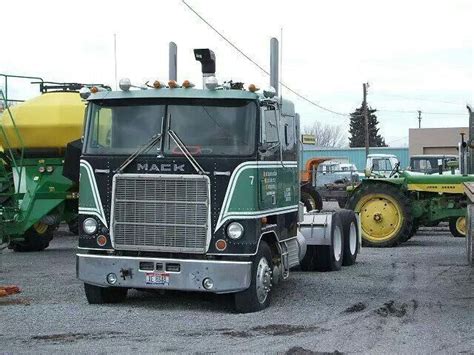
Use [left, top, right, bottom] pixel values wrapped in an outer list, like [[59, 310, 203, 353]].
[[270, 37, 279, 96], [169, 42, 177, 82]]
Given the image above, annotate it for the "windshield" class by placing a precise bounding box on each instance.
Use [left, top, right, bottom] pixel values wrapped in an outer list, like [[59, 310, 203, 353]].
[[84, 98, 257, 156]]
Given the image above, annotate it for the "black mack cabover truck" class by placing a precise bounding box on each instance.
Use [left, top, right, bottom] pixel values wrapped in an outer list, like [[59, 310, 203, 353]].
[[75, 40, 360, 313]]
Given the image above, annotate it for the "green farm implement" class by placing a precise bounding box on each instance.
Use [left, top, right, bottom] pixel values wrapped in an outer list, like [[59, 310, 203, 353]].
[[0, 74, 87, 251]]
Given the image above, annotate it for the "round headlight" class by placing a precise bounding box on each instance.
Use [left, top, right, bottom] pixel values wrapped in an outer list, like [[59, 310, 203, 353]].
[[83, 218, 98, 235], [227, 222, 244, 240]]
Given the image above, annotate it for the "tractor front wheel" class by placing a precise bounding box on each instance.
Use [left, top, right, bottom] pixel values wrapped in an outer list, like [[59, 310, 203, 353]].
[[449, 217, 466, 238], [346, 183, 413, 247]]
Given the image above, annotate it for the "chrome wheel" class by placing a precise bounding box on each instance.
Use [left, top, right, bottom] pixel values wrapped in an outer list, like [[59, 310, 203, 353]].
[[256, 257, 272, 304], [333, 226, 343, 262], [349, 222, 357, 255]]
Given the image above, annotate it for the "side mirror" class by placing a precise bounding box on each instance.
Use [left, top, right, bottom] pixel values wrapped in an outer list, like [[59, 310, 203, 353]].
[[364, 168, 372, 177], [258, 142, 269, 153]]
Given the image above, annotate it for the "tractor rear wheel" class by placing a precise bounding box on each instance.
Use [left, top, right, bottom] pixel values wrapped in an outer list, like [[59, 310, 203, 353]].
[[449, 217, 466, 238], [10, 222, 55, 252], [301, 188, 323, 211], [346, 183, 413, 247]]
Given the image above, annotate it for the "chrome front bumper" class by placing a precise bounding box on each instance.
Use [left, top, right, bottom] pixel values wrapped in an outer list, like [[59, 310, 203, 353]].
[[76, 253, 252, 294]]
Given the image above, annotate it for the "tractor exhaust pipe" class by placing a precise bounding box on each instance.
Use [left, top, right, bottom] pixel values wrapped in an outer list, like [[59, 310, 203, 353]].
[[169, 42, 177, 81], [270, 37, 279, 96]]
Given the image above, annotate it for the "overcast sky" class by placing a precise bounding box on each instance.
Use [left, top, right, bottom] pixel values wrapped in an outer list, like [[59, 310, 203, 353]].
[[1, 0, 472, 146]]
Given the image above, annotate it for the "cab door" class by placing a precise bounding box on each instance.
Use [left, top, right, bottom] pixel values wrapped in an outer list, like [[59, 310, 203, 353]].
[[258, 105, 281, 210]]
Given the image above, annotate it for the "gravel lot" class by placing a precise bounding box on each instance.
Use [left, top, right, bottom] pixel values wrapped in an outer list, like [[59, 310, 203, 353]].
[[1, 226, 472, 354]]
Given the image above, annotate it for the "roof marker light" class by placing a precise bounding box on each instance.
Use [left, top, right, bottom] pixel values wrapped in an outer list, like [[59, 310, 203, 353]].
[[182, 80, 195, 89], [205, 76, 218, 90], [153, 80, 166, 89], [248, 84, 259, 93], [263, 86, 276, 98], [79, 87, 91, 99], [119, 78, 132, 91], [168, 80, 179, 88]]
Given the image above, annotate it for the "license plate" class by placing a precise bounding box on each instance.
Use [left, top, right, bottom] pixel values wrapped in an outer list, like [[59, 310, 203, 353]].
[[145, 272, 170, 286]]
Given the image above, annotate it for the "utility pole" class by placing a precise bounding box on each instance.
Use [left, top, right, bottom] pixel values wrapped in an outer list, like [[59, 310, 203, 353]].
[[363, 83, 369, 158], [418, 110, 422, 128], [113, 33, 118, 90]]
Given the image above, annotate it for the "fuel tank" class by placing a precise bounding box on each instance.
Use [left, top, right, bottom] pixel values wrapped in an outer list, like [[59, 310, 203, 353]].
[[0, 92, 85, 149]]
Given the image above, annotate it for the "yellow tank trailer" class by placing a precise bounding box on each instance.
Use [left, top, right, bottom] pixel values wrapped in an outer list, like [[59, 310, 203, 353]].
[[0, 91, 85, 150]]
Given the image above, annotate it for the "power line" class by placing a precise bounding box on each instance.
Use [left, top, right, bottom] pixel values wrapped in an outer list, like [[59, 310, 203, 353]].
[[378, 109, 466, 116], [373, 92, 465, 106], [181, 0, 349, 117]]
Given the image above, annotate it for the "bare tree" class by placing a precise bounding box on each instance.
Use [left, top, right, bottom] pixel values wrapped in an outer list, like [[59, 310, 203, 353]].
[[303, 121, 347, 147]]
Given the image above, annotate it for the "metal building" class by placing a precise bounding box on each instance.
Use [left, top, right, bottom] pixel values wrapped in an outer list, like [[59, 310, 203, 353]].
[[302, 146, 410, 171]]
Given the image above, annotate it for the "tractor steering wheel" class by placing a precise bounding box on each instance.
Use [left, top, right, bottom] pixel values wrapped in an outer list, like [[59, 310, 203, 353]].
[[389, 162, 401, 178]]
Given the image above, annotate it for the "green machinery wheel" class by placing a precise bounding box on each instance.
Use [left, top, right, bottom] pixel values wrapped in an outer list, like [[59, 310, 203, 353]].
[[449, 216, 466, 238], [10, 222, 56, 252]]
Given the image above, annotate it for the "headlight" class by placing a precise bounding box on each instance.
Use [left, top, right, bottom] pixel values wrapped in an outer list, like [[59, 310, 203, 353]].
[[83, 218, 98, 235], [227, 222, 244, 240]]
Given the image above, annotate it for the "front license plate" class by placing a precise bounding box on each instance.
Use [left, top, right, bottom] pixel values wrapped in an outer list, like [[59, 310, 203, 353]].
[[145, 272, 170, 286]]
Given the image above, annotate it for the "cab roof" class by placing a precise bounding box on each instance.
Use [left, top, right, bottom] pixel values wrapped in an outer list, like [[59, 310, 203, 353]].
[[88, 88, 259, 101]]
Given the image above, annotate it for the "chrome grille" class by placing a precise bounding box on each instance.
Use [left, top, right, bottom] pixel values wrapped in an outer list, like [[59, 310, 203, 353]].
[[111, 174, 210, 253]]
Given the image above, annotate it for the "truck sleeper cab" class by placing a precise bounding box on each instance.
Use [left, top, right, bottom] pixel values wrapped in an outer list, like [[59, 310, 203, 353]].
[[76, 86, 304, 312]]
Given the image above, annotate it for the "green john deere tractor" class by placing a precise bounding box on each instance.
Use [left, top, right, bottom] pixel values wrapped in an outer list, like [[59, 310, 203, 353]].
[[346, 170, 473, 247]]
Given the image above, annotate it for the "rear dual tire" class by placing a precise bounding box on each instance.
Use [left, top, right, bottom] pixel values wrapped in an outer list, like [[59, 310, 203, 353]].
[[300, 212, 345, 271], [339, 209, 359, 266]]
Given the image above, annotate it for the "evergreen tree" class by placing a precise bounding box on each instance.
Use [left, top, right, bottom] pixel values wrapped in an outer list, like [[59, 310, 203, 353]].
[[348, 106, 387, 147]]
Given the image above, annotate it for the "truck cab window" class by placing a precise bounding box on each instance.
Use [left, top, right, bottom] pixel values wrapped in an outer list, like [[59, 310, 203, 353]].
[[262, 108, 279, 144]]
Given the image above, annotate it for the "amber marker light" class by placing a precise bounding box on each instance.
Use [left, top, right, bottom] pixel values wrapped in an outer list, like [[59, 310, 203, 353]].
[[215, 239, 227, 251], [182, 80, 195, 89], [248, 84, 259, 92], [168, 80, 179, 88], [153, 80, 165, 89], [90, 86, 99, 93], [97, 235, 107, 247]]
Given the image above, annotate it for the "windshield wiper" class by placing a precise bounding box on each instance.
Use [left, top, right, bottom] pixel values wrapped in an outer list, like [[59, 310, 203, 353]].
[[115, 133, 163, 174], [168, 130, 208, 175]]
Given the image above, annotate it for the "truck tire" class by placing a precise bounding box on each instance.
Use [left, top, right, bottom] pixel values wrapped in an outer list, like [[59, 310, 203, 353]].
[[338, 210, 359, 266], [313, 212, 344, 271], [84, 283, 128, 304], [234, 241, 273, 313], [10, 223, 55, 252], [346, 183, 413, 247], [449, 216, 466, 238], [300, 245, 316, 271]]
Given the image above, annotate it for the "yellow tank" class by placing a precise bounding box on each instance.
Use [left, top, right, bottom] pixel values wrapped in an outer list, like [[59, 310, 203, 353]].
[[0, 92, 86, 149]]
